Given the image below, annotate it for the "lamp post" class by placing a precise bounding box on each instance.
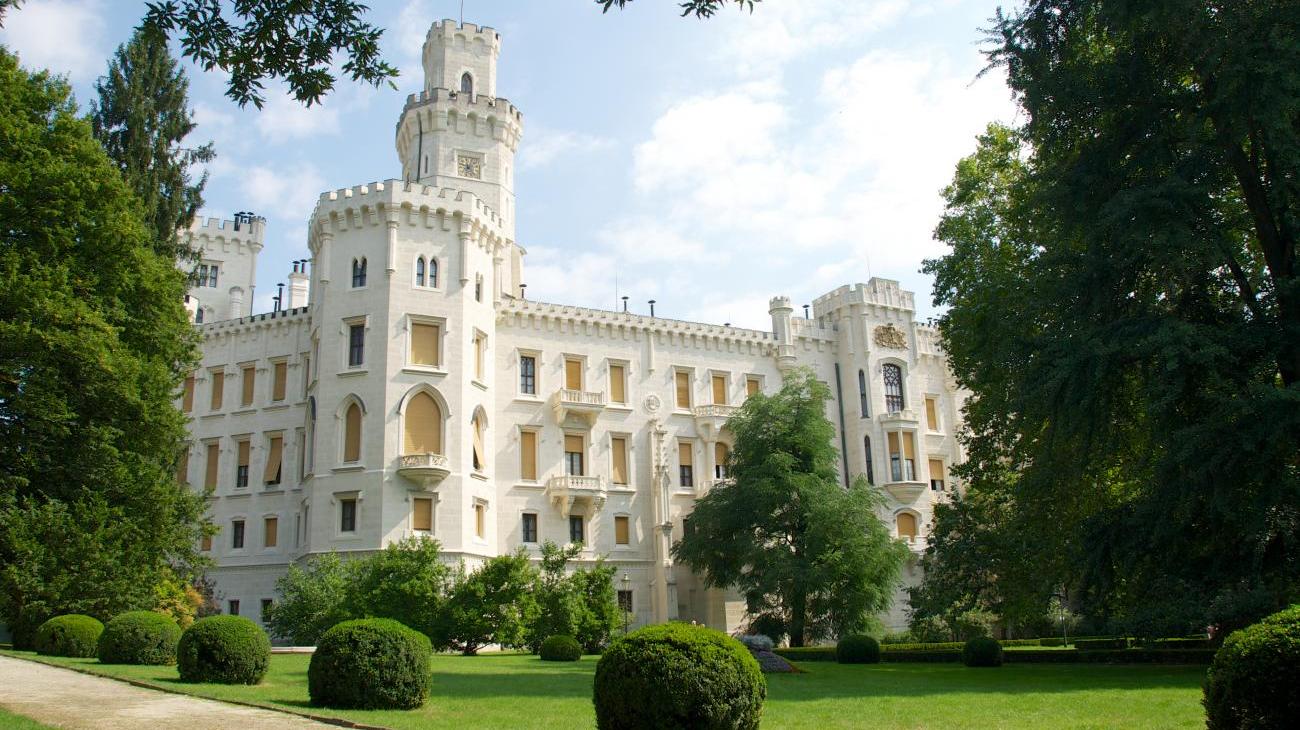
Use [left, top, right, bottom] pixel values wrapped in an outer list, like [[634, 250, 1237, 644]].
[[621, 573, 631, 635]]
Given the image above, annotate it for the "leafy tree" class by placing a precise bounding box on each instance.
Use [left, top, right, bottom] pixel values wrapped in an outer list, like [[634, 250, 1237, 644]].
[[597, 0, 756, 18], [0, 0, 398, 107], [436, 550, 537, 655], [264, 553, 354, 645], [921, 0, 1300, 636], [673, 368, 907, 646], [525, 541, 621, 653], [345, 537, 452, 641], [0, 49, 203, 647], [571, 561, 621, 653], [91, 26, 214, 260]]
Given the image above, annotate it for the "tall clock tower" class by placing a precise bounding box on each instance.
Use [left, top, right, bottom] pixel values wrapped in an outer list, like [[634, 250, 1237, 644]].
[[395, 20, 523, 239]]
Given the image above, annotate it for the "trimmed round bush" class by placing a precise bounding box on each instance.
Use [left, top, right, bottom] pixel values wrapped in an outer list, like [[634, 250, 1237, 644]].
[[594, 623, 766, 729], [1204, 605, 1300, 729], [98, 611, 182, 665], [962, 636, 1004, 667], [177, 615, 270, 684], [540, 634, 582, 662], [34, 615, 103, 658], [836, 634, 881, 664], [308, 618, 432, 709]]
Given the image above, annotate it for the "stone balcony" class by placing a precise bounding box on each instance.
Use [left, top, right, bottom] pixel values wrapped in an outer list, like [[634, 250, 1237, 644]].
[[883, 480, 926, 503], [877, 408, 919, 426], [397, 453, 450, 490], [691, 403, 739, 440], [551, 388, 605, 426], [546, 474, 607, 513]]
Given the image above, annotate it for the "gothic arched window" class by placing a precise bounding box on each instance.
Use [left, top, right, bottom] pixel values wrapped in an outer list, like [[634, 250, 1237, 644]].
[[404, 391, 443, 455], [195, 308, 204, 324], [883, 363, 905, 413], [415, 256, 426, 287], [864, 436, 874, 484], [429, 258, 439, 288], [343, 402, 362, 463], [896, 512, 918, 541], [858, 368, 869, 417], [460, 72, 473, 96], [352, 257, 367, 288]]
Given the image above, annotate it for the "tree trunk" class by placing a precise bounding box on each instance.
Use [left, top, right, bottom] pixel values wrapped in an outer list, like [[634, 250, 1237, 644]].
[[788, 586, 808, 648]]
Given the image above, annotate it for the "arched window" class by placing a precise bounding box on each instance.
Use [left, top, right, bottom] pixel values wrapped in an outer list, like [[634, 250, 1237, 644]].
[[858, 369, 869, 417], [415, 256, 426, 287], [403, 391, 443, 455], [195, 308, 204, 324], [470, 411, 485, 472], [864, 436, 874, 484], [352, 257, 367, 288], [883, 363, 904, 412], [460, 72, 473, 95], [343, 402, 362, 463], [474, 274, 483, 302], [429, 258, 439, 288], [896, 512, 918, 541]]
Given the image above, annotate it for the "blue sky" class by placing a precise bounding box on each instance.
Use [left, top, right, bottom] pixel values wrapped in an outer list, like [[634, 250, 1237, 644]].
[[1, 0, 1017, 327]]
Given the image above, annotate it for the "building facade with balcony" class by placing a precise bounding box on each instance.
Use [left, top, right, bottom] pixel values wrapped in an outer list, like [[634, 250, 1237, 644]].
[[178, 19, 966, 635]]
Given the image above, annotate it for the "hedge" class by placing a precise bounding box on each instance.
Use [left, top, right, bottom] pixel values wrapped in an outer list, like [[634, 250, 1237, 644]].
[[594, 623, 765, 729], [773, 647, 837, 662], [308, 618, 432, 710], [540, 635, 582, 662], [1075, 638, 1130, 651], [963, 637, 1004, 667], [177, 615, 270, 684], [34, 615, 103, 658], [1204, 605, 1300, 729], [836, 635, 881, 664], [97, 611, 182, 665]]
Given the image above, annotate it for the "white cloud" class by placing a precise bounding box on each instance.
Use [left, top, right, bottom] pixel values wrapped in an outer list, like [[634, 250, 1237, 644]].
[[518, 127, 615, 170], [255, 92, 341, 141], [240, 163, 327, 225], [394, 0, 435, 89], [0, 0, 105, 79]]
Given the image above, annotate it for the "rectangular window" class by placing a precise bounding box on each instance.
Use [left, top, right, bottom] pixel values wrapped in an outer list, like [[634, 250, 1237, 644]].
[[887, 432, 917, 481], [614, 515, 630, 545], [714, 442, 729, 479], [264, 517, 278, 548], [617, 590, 633, 613], [176, 447, 189, 484], [348, 324, 365, 367], [231, 519, 245, 549], [200, 533, 212, 552], [182, 375, 195, 412], [746, 377, 760, 398], [413, 497, 433, 532], [261, 599, 273, 622], [205, 442, 220, 488], [609, 363, 626, 404], [678, 441, 694, 488], [611, 436, 628, 485], [411, 322, 441, 367], [929, 459, 946, 491], [925, 397, 939, 431], [475, 502, 486, 539], [227, 599, 239, 616], [675, 371, 691, 409], [303, 354, 312, 395], [236, 440, 250, 488], [272, 362, 287, 402], [241, 365, 255, 407], [569, 515, 584, 544], [521, 513, 538, 543], [712, 374, 727, 405], [210, 370, 224, 410], [564, 434, 585, 476], [520, 355, 536, 395], [520, 430, 538, 481], [564, 357, 582, 390], [263, 436, 283, 486], [473, 332, 486, 381], [208, 265, 218, 288], [340, 498, 357, 533]]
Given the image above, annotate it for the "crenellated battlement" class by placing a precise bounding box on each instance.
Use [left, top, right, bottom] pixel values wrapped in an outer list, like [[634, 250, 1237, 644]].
[[403, 88, 522, 122], [196, 305, 311, 335], [184, 215, 265, 248], [425, 19, 501, 51], [501, 297, 776, 349], [313, 179, 503, 226], [812, 278, 915, 317]]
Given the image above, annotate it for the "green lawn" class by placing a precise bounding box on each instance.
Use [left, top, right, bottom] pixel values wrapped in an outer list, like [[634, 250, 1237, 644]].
[[0, 707, 56, 729], [1, 650, 1209, 729]]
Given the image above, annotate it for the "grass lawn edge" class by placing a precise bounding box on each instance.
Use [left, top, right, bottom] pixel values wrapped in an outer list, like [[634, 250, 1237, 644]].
[[0, 650, 391, 730]]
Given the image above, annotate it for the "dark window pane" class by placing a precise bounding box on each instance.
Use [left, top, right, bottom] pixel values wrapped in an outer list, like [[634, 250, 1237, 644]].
[[340, 499, 356, 532], [232, 520, 245, 549], [569, 515, 584, 544], [349, 325, 365, 367], [520, 356, 536, 395], [680, 465, 693, 488], [522, 513, 537, 543], [884, 364, 904, 412]]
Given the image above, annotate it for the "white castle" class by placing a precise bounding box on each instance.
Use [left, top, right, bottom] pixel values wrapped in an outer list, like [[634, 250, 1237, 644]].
[[179, 20, 965, 634]]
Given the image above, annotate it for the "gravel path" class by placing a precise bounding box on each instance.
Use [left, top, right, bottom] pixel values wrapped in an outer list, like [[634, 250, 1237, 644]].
[[0, 655, 333, 729]]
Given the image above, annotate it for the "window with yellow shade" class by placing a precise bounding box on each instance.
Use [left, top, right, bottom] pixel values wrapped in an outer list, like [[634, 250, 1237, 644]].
[[471, 412, 486, 472], [264, 517, 278, 548], [925, 396, 939, 431], [896, 512, 918, 542], [611, 436, 628, 485], [474, 501, 486, 539], [210, 370, 224, 410], [565, 357, 583, 391], [412, 497, 433, 533], [614, 515, 630, 546], [609, 363, 626, 404], [674, 370, 691, 409], [746, 376, 760, 398], [403, 391, 443, 456], [711, 374, 728, 405], [263, 435, 283, 486], [886, 430, 917, 481], [182, 374, 195, 412], [241, 365, 255, 407], [272, 361, 288, 402], [411, 322, 441, 367], [204, 442, 220, 488], [929, 459, 946, 491], [343, 403, 362, 463], [520, 430, 538, 481]]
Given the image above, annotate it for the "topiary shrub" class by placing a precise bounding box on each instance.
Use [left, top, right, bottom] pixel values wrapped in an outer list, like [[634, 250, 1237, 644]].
[[594, 623, 765, 729], [836, 634, 881, 664], [177, 615, 270, 684], [34, 615, 103, 658], [962, 636, 1004, 667], [540, 634, 582, 662], [308, 618, 432, 709], [97, 611, 182, 665], [1204, 605, 1300, 729]]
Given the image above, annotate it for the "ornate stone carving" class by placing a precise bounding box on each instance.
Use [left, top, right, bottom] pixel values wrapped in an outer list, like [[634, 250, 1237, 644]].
[[873, 324, 908, 350], [642, 394, 662, 415]]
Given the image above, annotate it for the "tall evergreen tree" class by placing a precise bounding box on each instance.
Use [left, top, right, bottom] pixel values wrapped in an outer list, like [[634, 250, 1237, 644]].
[[0, 48, 204, 646], [91, 27, 213, 260], [673, 368, 907, 646]]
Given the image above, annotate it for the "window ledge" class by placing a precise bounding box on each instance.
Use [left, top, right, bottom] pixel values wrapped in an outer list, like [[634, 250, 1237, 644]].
[[337, 369, 368, 378], [606, 404, 633, 412], [472, 379, 488, 391], [402, 365, 447, 376], [264, 403, 291, 412], [333, 464, 365, 473], [470, 471, 488, 482], [232, 408, 257, 416], [200, 413, 226, 420], [609, 484, 633, 492], [513, 395, 543, 404], [224, 492, 251, 499], [513, 481, 545, 491]]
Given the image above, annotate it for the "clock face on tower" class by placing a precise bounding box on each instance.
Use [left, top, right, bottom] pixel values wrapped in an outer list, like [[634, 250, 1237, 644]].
[[457, 154, 482, 179]]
